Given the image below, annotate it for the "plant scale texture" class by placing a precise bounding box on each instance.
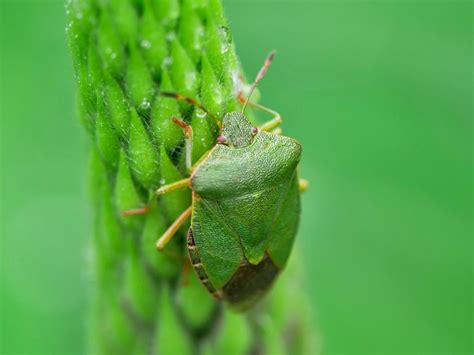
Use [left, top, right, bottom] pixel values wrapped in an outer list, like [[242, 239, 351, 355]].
[[66, 0, 316, 353]]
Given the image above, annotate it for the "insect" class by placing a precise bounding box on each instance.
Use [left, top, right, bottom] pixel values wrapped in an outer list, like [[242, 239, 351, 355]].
[[125, 52, 306, 311]]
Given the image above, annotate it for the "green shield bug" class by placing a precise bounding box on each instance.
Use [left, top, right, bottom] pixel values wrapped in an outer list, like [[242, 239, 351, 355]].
[[124, 52, 306, 311]]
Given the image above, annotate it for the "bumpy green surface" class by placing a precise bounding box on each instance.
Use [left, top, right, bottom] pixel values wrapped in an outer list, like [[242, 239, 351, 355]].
[[67, 0, 315, 353], [191, 115, 301, 283]]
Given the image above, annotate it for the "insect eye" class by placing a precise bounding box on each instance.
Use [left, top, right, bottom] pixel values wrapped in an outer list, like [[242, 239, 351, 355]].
[[251, 127, 258, 135], [217, 135, 228, 145]]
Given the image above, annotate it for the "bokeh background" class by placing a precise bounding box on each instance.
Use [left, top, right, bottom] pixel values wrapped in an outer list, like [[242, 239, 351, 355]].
[[1, 0, 472, 354]]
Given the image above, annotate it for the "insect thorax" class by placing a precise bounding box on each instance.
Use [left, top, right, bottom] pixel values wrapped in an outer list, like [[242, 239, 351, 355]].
[[191, 132, 301, 199]]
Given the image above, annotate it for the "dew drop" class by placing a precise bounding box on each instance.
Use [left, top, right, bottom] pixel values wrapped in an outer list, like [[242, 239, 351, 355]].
[[221, 43, 229, 54], [196, 109, 207, 119], [218, 26, 231, 54], [195, 27, 204, 50], [165, 31, 176, 42], [159, 179, 166, 185], [185, 72, 197, 83], [162, 56, 173, 67], [140, 99, 151, 110], [141, 39, 151, 49]]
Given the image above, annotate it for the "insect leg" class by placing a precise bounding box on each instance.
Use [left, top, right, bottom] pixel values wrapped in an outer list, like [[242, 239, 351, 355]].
[[160, 92, 221, 128], [271, 127, 283, 136], [123, 158, 191, 217], [171, 117, 193, 172], [122, 194, 159, 217], [122, 206, 150, 217], [156, 206, 192, 251], [155, 177, 190, 195], [299, 178, 309, 193], [258, 110, 282, 132], [238, 92, 282, 132]]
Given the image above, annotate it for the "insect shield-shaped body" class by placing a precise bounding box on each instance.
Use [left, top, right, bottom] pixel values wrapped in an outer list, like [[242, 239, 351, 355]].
[[124, 52, 305, 311], [187, 112, 301, 310]]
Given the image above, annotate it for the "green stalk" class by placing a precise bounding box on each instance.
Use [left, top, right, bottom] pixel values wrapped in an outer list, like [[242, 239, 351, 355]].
[[67, 0, 316, 353]]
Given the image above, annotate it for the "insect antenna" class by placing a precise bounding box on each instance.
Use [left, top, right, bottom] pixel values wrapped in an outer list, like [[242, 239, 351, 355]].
[[160, 92, 222, 129], [242, 50, 276, 114]]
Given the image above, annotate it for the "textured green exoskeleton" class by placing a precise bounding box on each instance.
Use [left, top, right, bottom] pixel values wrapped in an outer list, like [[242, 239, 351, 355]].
[[187, 112, 302, 310], [127, 53, 304, 311]]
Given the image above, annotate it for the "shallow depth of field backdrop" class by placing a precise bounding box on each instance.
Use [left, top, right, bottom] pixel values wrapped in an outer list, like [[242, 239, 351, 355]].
[[0, 0, 472, 354]]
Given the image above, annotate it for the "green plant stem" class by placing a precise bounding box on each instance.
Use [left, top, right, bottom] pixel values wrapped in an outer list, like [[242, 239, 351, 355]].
[[67, 0, 316, 353]]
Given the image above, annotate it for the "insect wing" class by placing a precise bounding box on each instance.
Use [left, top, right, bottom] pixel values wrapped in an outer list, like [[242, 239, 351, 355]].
[[191, 197, 244, 289]]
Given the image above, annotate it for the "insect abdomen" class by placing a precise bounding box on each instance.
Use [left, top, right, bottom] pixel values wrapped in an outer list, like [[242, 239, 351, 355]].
[[221, 254, 279, 311], [187, 228, 280, 311], [187, 229, 222, 299]]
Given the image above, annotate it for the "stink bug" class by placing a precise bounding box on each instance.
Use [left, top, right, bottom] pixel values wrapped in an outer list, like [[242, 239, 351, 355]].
[[125, 52, 306, 311]]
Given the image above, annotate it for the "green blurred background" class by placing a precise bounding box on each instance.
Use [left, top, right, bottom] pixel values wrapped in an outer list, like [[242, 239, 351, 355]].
[[1, 0, 472, 354]]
